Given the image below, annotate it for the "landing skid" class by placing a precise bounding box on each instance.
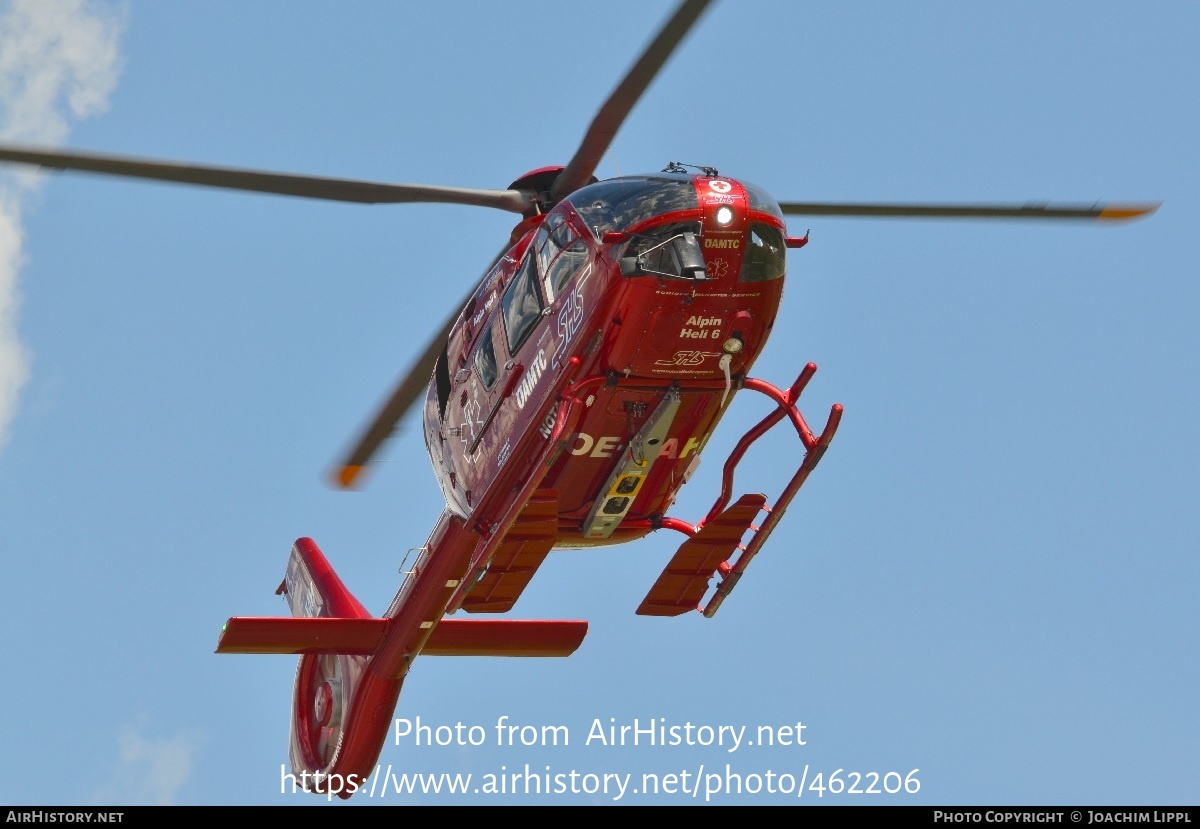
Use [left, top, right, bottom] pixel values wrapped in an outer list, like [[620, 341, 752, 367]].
[[637, 362, 842, 617]]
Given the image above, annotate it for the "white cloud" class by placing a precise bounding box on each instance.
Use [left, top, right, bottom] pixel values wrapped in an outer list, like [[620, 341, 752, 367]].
[[92, 724, 202, 806], [0, 0, 125, 450], [0, 193, 28, 450]]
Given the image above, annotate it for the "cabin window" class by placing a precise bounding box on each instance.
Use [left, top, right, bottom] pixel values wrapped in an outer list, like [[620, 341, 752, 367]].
[[738, 223, 786, 282], [435, 344, 452, 419], [501, 254, 543, 354], [473, 326, 499, 390]]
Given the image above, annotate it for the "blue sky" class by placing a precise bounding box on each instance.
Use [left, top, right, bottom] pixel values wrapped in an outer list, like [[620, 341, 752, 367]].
[[0, 0, 1196, 806]]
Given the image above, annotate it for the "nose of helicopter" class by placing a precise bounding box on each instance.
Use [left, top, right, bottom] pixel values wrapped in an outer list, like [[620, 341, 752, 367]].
[[694, 176, 789, 288], [696, 176, 750, 283]]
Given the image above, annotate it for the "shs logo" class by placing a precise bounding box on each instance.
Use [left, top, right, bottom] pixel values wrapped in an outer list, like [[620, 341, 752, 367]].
[[656, 350, 720, 367]]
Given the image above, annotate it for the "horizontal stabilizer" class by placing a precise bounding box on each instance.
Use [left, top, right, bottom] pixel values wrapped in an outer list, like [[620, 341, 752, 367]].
[[425, 619, 588, 657], [636, 494, 766, 616], [216, 617, 587, 657], [216, 617, 385, 654]]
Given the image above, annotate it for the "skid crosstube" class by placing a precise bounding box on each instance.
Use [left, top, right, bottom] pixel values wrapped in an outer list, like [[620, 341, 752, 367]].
[[637, 362, 842, 617]]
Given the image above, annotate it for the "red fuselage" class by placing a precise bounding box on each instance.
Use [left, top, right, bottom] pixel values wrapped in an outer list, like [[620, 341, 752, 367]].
[[423, 173, 788, 556]]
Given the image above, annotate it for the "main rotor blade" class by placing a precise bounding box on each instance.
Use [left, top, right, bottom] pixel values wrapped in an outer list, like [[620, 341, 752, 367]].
[[0, 143, 535, 213], [777, 201, 1160, 222], [331, 246, 511, 489], [331, 305, 462, 490], [549, 0, 714, 203]]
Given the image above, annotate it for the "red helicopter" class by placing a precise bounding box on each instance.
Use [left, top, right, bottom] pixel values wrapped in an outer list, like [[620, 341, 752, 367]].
[[0, 0, 1156, 799]]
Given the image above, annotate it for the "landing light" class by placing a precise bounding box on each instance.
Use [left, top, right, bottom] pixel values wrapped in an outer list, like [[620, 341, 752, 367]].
[[722, 337, 744, 354], [715, 206, 734, 226]]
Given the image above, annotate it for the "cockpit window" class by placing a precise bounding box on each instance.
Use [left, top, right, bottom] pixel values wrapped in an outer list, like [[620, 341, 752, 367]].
[[621, 221, 703, 279], [546, 237, 587, 297], [739, 222, 787, 282], [567, 175, 698, 237], [534, 225, 557, 281], [501, 253, 543, 354], [549, 213, 574, 248]]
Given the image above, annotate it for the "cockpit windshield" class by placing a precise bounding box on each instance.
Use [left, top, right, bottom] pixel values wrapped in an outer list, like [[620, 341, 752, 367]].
[[740, 180, 785, 222], [567, 175, 698, 238]]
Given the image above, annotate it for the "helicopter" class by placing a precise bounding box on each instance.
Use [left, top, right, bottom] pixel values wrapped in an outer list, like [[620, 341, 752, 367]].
[[0, 0, 1158, 800]]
